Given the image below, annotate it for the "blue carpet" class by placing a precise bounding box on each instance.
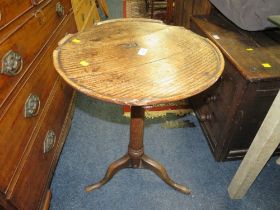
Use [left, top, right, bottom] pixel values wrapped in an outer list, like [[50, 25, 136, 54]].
[[50, 1, 280, 209], [50, 94, 280, 210]]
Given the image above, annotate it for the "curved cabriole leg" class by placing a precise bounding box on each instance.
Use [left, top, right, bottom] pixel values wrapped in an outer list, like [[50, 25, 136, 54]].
[[85, 154, 131, 192], [141, 154, 191, 195]]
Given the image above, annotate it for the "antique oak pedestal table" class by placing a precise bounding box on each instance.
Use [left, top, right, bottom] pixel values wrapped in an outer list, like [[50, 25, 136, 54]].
[[53, 18, 224, 195]]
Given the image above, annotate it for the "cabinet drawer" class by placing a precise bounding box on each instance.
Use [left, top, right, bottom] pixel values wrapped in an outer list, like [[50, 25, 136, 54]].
[[192, 60, 245, 152], [0, 53, 57, 193], [0, 1, 49, 28], [0, 0, 33, 28], [10, 78, 74, 210], [208, 60, 240, 115], [195, 98, 222, 149], [0, 11, 76, 193], [0, 0, 72, 109]]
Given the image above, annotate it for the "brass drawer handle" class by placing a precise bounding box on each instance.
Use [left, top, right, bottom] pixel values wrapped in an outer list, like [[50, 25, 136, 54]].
[[1, 50, 23, 76], [43, 130, 56, 154], [24, 94, 41, 118], [56, 2, 64, 17]]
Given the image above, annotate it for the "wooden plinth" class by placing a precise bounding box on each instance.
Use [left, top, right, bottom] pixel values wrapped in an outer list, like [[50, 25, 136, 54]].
[[85, 106, 191, 194]]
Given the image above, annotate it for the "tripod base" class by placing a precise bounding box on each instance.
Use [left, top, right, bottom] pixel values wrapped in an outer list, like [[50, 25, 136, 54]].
[[85, 106, 191, 195], [85, 153, 191, 194]]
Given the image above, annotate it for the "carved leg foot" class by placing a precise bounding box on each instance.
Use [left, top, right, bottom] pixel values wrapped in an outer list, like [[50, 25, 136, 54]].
[[141, 154, 191, 194], [85, 154, 130, 192]]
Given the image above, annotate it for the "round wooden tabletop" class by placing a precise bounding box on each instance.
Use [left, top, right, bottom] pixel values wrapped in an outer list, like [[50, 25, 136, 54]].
[[53, 18, 224, 106]]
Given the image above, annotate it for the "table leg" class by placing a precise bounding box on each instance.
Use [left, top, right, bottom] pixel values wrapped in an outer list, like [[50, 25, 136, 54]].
[[128, 106, 145, 168], [85, 106, 191, 195], [142, 154, 191, 194], [85, 154, 130, 192]]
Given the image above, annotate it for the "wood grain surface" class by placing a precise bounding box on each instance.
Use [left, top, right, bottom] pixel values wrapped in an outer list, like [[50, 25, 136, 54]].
[[190, 14, 280, 82], [53, 18, 224, 106]]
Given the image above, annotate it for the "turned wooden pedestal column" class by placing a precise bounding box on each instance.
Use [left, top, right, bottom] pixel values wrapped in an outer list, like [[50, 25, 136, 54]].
[[53, 18, 224, 195], [129, 106, 145, 168]]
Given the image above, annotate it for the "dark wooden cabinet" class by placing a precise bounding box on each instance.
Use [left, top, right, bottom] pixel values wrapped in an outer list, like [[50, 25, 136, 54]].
[[0, 1, 76, 209], [190, 12, 280, 161], [173, 0, 211, 28]]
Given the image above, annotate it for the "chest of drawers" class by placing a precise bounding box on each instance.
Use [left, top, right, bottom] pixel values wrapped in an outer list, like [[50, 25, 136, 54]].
[[190, 12, 280, 161], [0, 1, 76, 209]]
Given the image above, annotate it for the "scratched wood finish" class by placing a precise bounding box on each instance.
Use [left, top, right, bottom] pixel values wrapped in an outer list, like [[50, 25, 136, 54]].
[[191, 13, 280, 81], [53, 18, 224, 106]]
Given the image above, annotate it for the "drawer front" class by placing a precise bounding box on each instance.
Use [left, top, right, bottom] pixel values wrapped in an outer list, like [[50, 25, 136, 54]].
[[10, 79, 74, 210], [207, 61, 241, 117], [192, 62, 238, 141], [0, 0, 72, 108], [0, 12, 76, 193], [194, 92, 222, 149], [0, 1, 49, 28], [192, 59, 247, 158], [0, 0, 33, 27]]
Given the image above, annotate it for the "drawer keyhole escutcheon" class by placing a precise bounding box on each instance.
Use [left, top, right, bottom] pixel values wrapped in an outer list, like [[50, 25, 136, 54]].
[[24, 94, 41, 118], [1, 50, 23, 76], [56, 2, 65, 17], [43, 130, 56, 154]]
